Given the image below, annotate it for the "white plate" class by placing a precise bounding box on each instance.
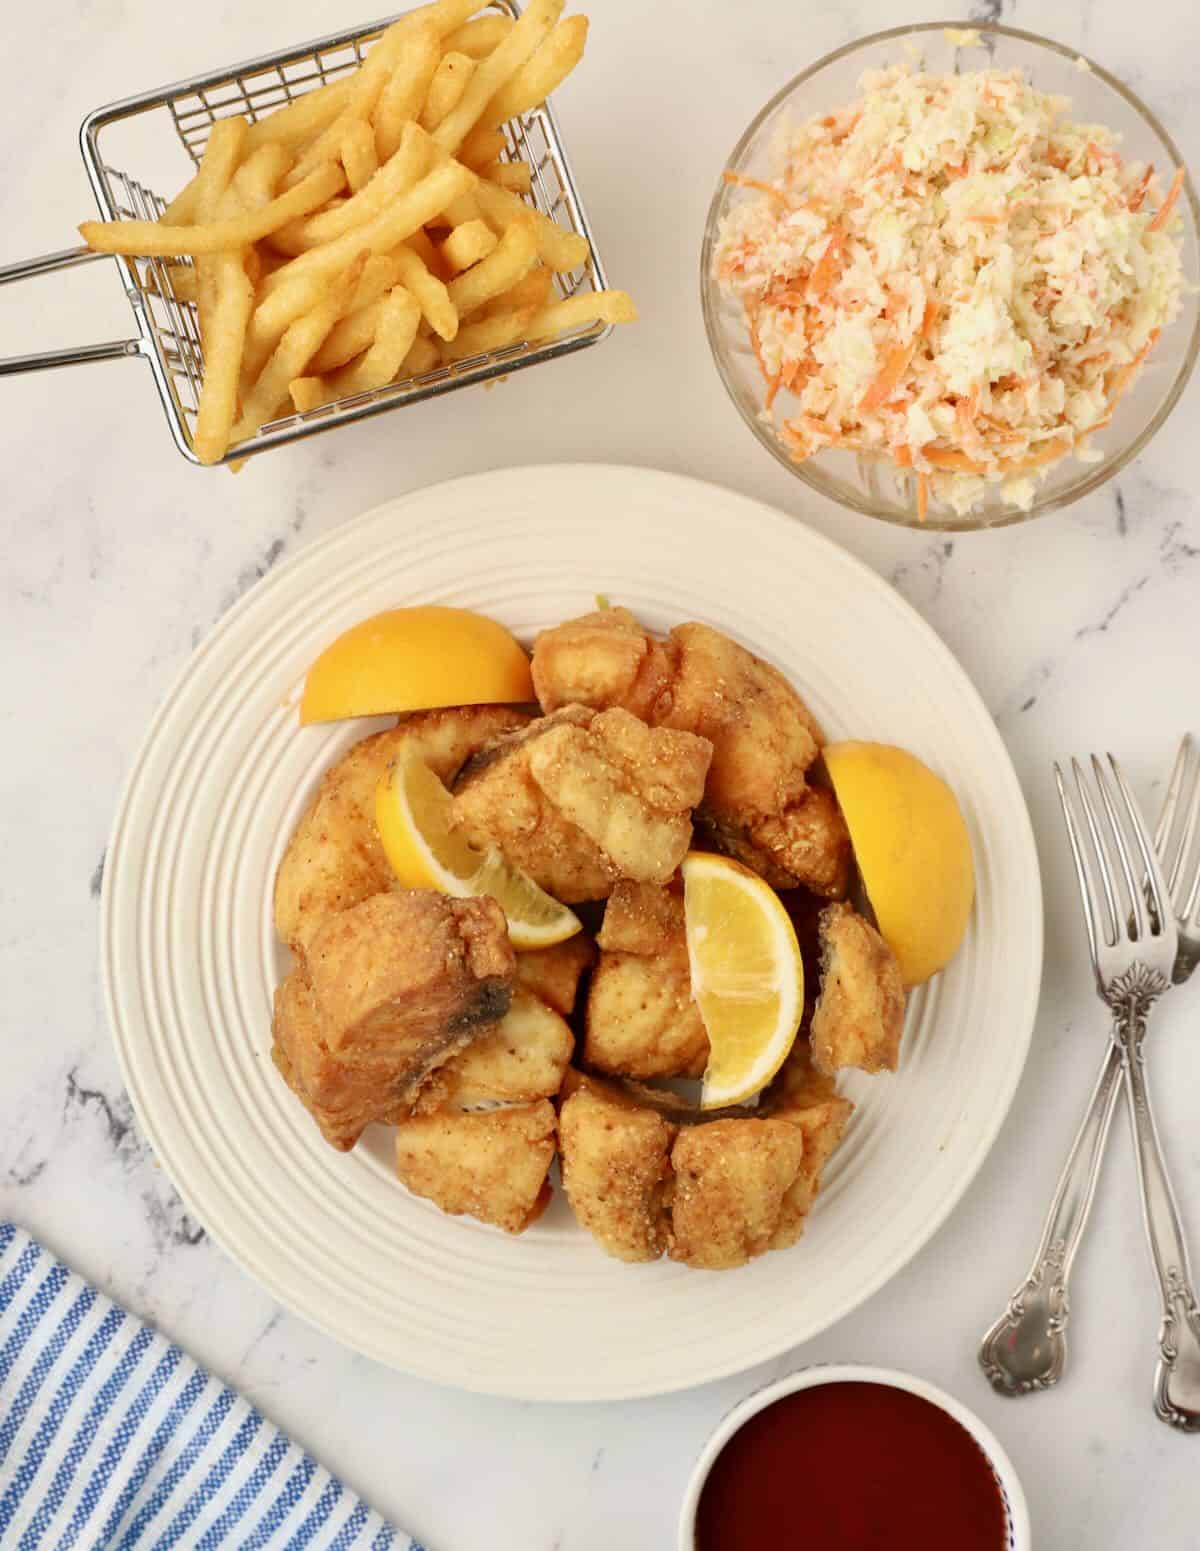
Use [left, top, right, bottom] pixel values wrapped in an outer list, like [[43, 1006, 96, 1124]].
[[101, 465, 1042, 1402]]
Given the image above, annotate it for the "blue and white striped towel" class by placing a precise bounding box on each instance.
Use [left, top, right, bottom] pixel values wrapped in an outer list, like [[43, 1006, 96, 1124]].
[[0, 1224, 422, 1550]]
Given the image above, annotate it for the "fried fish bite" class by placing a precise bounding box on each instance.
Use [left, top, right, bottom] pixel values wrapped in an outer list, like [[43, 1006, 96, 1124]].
[[413, 989, 574, 1114], [394, 1101, 557, 1234], [514, 933, 596, 1017], [810, 902, 906, 1076], [274, 704, 529, 956], [667, 1119, 807, 1270], [585, 881, 709, 1079], [271, 890, 515, 1150], [558, 1074, 677, 1262], [530, 611, 851, 896], [765, 1042, 855, 1248], [452, 706, 711, 902]]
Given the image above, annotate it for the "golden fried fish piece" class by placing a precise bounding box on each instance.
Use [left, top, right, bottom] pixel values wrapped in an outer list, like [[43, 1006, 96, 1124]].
[[514, 933, 596, 1017], [667, 1118, 807, 1270], [585, 882, 708, 1079], [765, 1042, 855, 1248], [413, 989, 574, 1114], [274, 704, 529, 956], [530, 611, 851, 896], [272, 891, 514, 1150], [558, 1073, 677, 1262], [394, 1101, 557, 1234], [810, 901, 906, 1076], [452, 707, 711, 902]]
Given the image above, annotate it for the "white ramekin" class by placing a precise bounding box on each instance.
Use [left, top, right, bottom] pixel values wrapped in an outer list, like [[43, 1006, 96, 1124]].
[[678, 1363, 1031, 1550]]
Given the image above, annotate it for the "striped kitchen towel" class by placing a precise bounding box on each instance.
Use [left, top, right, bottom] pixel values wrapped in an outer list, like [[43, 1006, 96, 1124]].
[[0, 1224, 423, 1550]]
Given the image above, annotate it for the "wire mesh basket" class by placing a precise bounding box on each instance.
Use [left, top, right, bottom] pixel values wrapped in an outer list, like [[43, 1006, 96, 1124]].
[[0, 3, 610, 465]]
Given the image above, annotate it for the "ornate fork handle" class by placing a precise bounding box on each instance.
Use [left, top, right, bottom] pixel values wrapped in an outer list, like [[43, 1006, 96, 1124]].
[[1112, 974, 1200, 1432], [979, 1038, 1126, 1394]]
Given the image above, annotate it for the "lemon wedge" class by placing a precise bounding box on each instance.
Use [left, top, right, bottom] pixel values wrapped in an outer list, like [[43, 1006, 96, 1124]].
[[681, 852, 805, 1110], [822, 741, 974, 987], [376, 749, 580, 950], [301, 606, 533, 724]]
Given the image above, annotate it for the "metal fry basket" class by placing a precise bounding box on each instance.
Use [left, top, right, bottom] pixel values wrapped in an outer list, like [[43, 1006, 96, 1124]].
[[0, 3, 610, 465]]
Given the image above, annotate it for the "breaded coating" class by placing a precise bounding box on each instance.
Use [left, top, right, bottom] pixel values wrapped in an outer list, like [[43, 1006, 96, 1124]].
[[394, 1101, 556, 1233], [810, 902, 906, 1076], [766, 1043, 854, 1248], [531, 611, 851, 896], [585, 881, 708, 1079], [272, 891, 515, 1150], [532, 607, 673, 721], [558, 1075, 676, 1262], [414, 989, 574, 1113], [274, 704, 528, 955], [514, 934, 595, 1017], [668, 1119, 807, 1270], [452, 706, 711, 902]]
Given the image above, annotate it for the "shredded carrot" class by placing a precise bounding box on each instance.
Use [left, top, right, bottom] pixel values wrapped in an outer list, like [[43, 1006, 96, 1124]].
[[764, 372, 783, 411], [944, 161, 967, 180], [916, 472, 928, 522], [893, 444, 913, 468], [1148, 166, 1185, 232], [860, 338, 917, 413], [1105, 328, 1161, 409], [1127, 164, 1154, 212], [806, 229, 845, 299], [921, 300, 939, 338], [723, 171, 786, 203], [921, 434, 1074, 475]]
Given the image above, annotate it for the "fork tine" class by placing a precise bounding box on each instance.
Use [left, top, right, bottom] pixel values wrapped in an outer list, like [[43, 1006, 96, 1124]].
[[1105, 753, 1172, 942], [1071, 758, 1119, 949], [1173, 741, 1200, 924], [1055, 761, 1105, 973], [1154, 732, 1193, 860]]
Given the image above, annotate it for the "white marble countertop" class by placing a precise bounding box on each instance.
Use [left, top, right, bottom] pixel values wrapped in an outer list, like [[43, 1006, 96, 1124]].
[[3, 0, 1200, 1545]]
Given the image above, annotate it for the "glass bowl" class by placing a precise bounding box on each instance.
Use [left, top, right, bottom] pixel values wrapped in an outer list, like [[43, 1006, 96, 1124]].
[[700, 21, 1200, 531]]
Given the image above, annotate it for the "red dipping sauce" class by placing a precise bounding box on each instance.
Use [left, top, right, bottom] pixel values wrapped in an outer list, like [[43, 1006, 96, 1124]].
[[695, 1381, 1009, 1551]]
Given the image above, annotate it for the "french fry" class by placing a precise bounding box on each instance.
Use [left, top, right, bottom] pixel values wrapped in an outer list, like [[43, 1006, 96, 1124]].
[[439, 303, 537, 361], [346, 253, 407, 313], [441, 190, 482, 227], [191, 120, 248, 348], [420, 52, 477, 131], [79, 163, 345, 256], [473, 178, 588, 272], [401, 333, 440, 375], [328, 286, 422, 396], [165, 264, 199, 303], [447, 213, 537, 314], [404, 226, 444, 275], [460, 15, 587, 158], [244, 77, 354, 153], [340, 119, 379, 192], [444, 14, 515, 57], [289, 375, 332, 413], [440, 218, 498, 273], [394, 243, 459, 339], [460, 127, 507, 169], [310, 297, 387, 373], [482, 159, 532, 194], [526, 289, 638, 341], [233, 256, 367, 444], [194, 247, 255, 463], [252, 161, 475, 338], [276, 121, 430, 254], [233, 143, 291, 210], [484, 263, 553, 316], [374, 21, 441, 160], [431, 0, 563, 155]]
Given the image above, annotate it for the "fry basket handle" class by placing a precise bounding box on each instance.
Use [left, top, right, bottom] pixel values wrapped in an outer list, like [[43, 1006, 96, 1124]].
[[0, 246, 144, 376]]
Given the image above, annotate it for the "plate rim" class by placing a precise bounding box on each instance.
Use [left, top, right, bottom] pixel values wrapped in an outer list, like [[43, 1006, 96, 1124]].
[[100, 462, 1044, 1401]]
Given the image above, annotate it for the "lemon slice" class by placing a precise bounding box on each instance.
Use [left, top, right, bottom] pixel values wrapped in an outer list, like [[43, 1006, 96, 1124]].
[[376, 750, 580, 950], [822, 741, 974, 987], [301, 606, 533, 724], [681, 852, 805, 1109]]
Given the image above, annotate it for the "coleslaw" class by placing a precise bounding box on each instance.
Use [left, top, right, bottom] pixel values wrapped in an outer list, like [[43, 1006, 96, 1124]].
[[713, 64, 1186, 517]]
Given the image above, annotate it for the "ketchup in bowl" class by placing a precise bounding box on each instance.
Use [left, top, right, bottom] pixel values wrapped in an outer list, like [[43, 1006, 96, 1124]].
[[695, 1380, 1009, 1550]]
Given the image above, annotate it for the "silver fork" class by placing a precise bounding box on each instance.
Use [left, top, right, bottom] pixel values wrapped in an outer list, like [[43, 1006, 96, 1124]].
[[980, 747, 1200, 1430]]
